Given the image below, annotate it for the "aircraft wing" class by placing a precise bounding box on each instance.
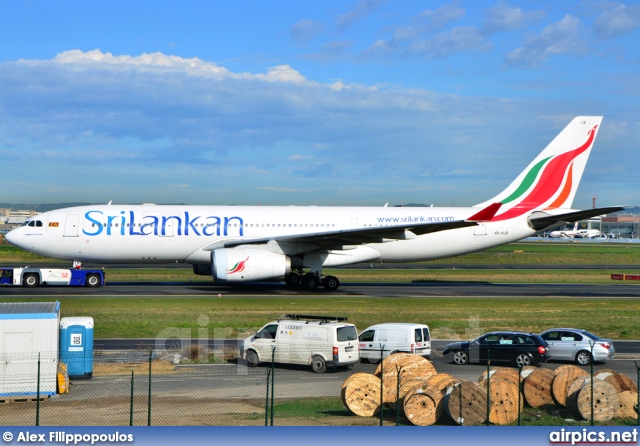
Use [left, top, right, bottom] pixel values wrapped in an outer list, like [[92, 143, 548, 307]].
[[527, 206, 626, 231], [202, 219, 478, 251]]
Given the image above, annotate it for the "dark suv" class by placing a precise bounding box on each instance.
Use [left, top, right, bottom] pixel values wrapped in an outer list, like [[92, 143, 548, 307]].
[[442, 331, 550, 367]]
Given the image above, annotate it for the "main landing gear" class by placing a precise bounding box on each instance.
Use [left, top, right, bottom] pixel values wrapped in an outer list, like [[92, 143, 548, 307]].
[[284, 271, 340, 291]]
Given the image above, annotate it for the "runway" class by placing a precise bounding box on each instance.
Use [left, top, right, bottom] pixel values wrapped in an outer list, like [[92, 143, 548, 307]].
[[3, 280, 640, 298]]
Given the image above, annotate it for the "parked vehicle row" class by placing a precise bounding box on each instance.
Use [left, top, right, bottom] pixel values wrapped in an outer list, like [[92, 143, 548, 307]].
[[442, 328, 615, 367], [240, 315, 615, 373], [241, 318, 429, 373]]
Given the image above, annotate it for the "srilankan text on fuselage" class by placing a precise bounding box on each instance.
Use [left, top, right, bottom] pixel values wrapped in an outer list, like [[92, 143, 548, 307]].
[[82, 210, 243, 237], [78, 209, 458, 238]]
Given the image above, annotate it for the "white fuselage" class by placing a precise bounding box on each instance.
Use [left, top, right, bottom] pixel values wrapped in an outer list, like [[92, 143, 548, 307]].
[[6, 204, 535, 265]]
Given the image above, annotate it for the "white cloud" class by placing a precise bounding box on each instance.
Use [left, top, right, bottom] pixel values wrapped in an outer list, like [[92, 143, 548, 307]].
[[418, 2, 466, 29], [290, 19, 324, 44], [504, 15, 586, 67], [336, 0, 385, 30], [406, 26, 491, 60], [481, 2, 546, 35], [593, 2, 640, 38]]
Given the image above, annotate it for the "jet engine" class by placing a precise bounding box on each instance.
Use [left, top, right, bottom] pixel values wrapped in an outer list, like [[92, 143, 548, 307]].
[[192, 264, 212, 276], [211, 248, 291, 282]]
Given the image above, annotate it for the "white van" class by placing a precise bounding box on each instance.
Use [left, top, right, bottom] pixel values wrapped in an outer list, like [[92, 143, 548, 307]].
[[241, 314, 359, 373], [358, 323, 431, 362]]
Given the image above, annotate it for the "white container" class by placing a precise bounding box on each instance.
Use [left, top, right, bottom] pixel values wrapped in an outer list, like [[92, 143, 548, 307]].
[[0, 302, 60, 397]]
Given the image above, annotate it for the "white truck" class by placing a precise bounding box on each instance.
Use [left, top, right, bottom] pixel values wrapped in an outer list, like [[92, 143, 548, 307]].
[[241, 314, 359, 373], [0, 267, 105, 287], [358, 323, 431, 362]]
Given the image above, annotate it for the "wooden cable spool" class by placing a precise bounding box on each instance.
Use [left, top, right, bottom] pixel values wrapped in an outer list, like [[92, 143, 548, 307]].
[[566, 376, 590, 409], [552, 364, 588, 407], [594, 369, 616, 376], [374, 352, 412, 376], [387, 378, 428, 411], [616, 391, 639, 419], [403, 384, 445, 426], [488, 378, 523, 425], [601, 372, 638, 394], [425, 373, 461, 395], [523, 367, 555, 408], [375, 354, 437, 404], [445, 381, 488, 425], [341, 373, 382, 417], [575, 379, 620, 422]]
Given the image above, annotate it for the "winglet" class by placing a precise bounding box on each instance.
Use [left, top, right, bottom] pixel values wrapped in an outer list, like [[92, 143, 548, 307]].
[[467, 203, 502, 222]]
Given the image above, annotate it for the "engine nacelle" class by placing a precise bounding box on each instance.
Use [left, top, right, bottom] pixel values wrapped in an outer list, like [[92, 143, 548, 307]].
[[212, 248, 291, 282], [192, 264, 212, 276]]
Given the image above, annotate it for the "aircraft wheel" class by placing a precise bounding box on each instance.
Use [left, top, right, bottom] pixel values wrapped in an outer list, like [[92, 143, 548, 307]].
[[302, 273, 319, 290], [323, 275, 340, 291], [284, 273, 301, 287]]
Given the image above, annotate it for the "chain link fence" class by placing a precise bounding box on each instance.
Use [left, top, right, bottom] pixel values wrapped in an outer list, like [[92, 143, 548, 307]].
[[0, 349, 638, 426]]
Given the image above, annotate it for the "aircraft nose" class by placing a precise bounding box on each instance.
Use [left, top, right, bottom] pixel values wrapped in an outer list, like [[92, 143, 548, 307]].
[[4, 228, 19, 247]]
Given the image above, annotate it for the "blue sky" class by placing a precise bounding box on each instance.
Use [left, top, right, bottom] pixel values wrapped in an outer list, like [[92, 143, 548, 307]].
[[1, 1, 639, 208]]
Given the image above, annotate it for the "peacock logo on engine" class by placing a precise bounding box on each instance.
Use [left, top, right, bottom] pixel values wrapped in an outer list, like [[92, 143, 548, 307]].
[[228, 257, 249, 274]]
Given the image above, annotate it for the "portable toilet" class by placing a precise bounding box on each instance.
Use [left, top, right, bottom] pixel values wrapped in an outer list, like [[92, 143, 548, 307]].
[[0, 302, 60, 398], [60, 317, 94, 379]]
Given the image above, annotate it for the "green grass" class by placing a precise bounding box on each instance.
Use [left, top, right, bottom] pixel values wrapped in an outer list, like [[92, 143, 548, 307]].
[[3, 296, 638, 340]]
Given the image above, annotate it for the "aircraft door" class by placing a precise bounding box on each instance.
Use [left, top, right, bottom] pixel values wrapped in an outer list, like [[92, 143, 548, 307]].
[[64, 214, 80, 237], [474, 223, 487, 236]]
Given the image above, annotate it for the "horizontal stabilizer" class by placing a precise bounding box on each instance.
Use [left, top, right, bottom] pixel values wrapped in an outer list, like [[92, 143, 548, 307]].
[[467, 203, 502, 222], [528, 206, 626, 231]]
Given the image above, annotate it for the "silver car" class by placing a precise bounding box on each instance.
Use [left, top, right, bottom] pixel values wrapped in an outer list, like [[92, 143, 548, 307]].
[[539, 328, 615, 365]]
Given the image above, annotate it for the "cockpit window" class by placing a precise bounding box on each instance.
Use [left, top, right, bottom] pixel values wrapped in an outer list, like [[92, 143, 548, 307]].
[[22, 220, 43, 227]]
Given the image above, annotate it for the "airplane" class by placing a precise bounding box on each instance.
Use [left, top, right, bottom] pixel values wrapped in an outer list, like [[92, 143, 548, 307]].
[[574, 228, 602, 239], [549, 222, 581, 238], [549, 222, 601, 238], [6, 116, 623, 291]]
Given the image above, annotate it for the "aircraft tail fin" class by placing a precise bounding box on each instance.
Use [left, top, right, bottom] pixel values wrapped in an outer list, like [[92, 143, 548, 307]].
[[475, 116, 603, 221]]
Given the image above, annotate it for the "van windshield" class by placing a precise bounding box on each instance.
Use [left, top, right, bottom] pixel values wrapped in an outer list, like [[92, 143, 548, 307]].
[[337, 326, 357, 342]]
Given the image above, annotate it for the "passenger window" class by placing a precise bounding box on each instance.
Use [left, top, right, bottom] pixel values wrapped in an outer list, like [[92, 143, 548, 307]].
[[483, 335, 499, 345], [258, 324, 278, 340], [498, 335, 515, 345], [358, 330, 375, 342], [542, 332, 560, 341], [517, 336, 534, 345], [561, 332, 581, 342], [337, 326, 357, 341], [415, 329, 422, 342]]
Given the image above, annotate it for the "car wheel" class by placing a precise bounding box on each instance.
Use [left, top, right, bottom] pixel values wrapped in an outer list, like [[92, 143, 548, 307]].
[[311, 355, 327, 373], [515, 353, 531, 367], [453, 350, 468, 365], [245, 350, 260, 367], [576, 350, 592, 366], [86, 274, 101, 287], [23, 274, 39, 287]]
